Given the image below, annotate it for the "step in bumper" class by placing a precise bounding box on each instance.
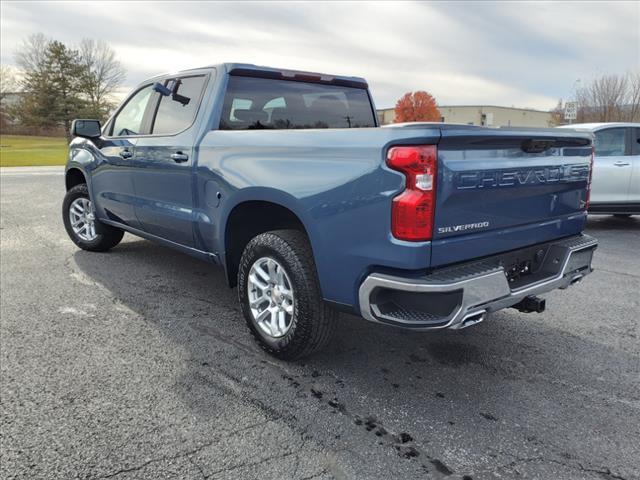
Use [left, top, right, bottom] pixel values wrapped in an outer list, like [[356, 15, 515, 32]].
[[358, 234, 597, 330]]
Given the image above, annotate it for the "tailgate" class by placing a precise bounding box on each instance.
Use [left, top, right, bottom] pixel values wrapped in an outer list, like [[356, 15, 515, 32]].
[[431, 127, 592, 267]]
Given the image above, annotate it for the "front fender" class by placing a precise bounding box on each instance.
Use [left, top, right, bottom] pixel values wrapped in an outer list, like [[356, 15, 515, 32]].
[[66, 140, 98, 193]]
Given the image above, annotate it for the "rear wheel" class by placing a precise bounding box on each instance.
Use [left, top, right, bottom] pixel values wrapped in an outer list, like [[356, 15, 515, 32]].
[[238, 229, 337, 360], [62, 184, 124, 252]]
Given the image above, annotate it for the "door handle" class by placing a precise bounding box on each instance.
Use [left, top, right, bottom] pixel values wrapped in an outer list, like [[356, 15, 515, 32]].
[[171, 152, 189, 163], [119, 149, 133, 159], [613, 161, 630, 167]]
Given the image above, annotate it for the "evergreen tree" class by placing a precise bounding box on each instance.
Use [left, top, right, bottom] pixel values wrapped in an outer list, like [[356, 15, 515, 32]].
[[42, 41, 87, 138], [13, 35, 125, 137]]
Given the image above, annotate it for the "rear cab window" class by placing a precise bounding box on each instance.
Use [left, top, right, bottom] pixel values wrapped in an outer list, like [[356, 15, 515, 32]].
[[219, 75, 376, 130]]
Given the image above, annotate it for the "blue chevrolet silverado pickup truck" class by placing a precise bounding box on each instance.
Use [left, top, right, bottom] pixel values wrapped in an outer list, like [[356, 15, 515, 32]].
[[63, 63, 597, 359]]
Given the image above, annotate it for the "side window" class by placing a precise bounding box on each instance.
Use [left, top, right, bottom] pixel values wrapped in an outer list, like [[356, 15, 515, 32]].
[[111, 84, 154, 137], [152, 75, 207, 135], [633, 128, 640, 155], [594, 128, 628, 157]]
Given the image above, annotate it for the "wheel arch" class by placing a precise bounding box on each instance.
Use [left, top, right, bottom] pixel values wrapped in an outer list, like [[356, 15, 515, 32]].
[[221, 192, 316, 288], [65, 167, 87, 191]]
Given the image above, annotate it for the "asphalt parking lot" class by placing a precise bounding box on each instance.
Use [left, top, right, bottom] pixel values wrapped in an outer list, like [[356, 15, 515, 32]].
[[1, 167, 639, 480]]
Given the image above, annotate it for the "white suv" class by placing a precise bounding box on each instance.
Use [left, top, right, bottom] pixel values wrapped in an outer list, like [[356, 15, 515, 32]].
[[560, 123, 639, 216]]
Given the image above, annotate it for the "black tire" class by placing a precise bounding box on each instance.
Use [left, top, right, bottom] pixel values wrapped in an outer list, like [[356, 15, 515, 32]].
[[62, 183, 124, 252], [238, 229, 337, 360]]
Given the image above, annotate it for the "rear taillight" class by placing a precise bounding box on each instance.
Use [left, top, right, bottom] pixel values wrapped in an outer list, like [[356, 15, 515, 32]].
[[585, 146, 594, 210], [386, 145, 437, 241]]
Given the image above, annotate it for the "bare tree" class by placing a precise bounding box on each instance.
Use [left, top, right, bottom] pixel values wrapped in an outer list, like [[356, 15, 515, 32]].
[[14, 33, 49, 76], [1, 65, 19, 128], [627, 71, 640, 122], [78, 39, 125, 120], [549, 99, 565, 126], [0, 65, 18, 101], [13, 33, 51, 117], [576, 73, 638, 122]]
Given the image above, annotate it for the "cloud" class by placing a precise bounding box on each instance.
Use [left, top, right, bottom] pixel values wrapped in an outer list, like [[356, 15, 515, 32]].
[[1, 1, 638, 110]]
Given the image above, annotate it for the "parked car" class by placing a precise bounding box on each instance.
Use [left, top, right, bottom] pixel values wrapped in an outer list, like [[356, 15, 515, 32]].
[[63, 63, 598, 359], [559, 123, 640, 216]]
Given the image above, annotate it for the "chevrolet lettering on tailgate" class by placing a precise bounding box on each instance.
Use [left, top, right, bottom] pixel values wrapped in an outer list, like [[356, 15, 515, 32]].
[[456, 164, 590, 190]]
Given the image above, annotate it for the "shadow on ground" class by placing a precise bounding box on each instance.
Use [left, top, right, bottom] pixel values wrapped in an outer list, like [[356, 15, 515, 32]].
[[70, 236, 640, 478]]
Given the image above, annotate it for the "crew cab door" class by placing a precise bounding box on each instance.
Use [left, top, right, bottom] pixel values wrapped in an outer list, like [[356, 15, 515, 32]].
[[591, 127, 633, 204], [132, 74, 209, 247], [91, 83, 156, 229]]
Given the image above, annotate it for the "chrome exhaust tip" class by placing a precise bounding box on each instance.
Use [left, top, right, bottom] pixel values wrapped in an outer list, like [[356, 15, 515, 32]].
[[570, 274, 584, 286], [458, 310, 486, 329]]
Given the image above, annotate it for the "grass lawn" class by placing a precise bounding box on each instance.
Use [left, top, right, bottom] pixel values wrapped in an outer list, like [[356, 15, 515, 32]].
[[0, 135, 68, 167]]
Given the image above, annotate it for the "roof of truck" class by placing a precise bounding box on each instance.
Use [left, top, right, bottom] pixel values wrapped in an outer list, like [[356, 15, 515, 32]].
[[558, 122, 640, 131], [175, 63, 369, 88]]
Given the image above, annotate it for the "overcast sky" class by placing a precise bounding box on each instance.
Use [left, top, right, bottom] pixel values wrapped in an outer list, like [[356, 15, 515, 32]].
[[1, 1, 638, 110]]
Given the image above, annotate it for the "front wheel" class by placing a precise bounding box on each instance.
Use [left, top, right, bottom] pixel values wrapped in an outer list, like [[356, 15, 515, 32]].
[[62, 184, 124, 252], [238, 229, 337, 360]]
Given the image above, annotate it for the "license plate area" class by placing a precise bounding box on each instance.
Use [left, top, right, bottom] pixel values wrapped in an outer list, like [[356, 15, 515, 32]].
[[498, 244, 552, 288], [505, 243, 595, 291]]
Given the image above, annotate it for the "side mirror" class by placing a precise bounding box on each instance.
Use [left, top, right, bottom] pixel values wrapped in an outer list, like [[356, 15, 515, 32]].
[[71, 119, 102, 139]]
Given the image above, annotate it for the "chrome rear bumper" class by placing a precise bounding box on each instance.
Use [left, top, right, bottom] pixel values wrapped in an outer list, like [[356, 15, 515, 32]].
[[358, 234, 597, 330]]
